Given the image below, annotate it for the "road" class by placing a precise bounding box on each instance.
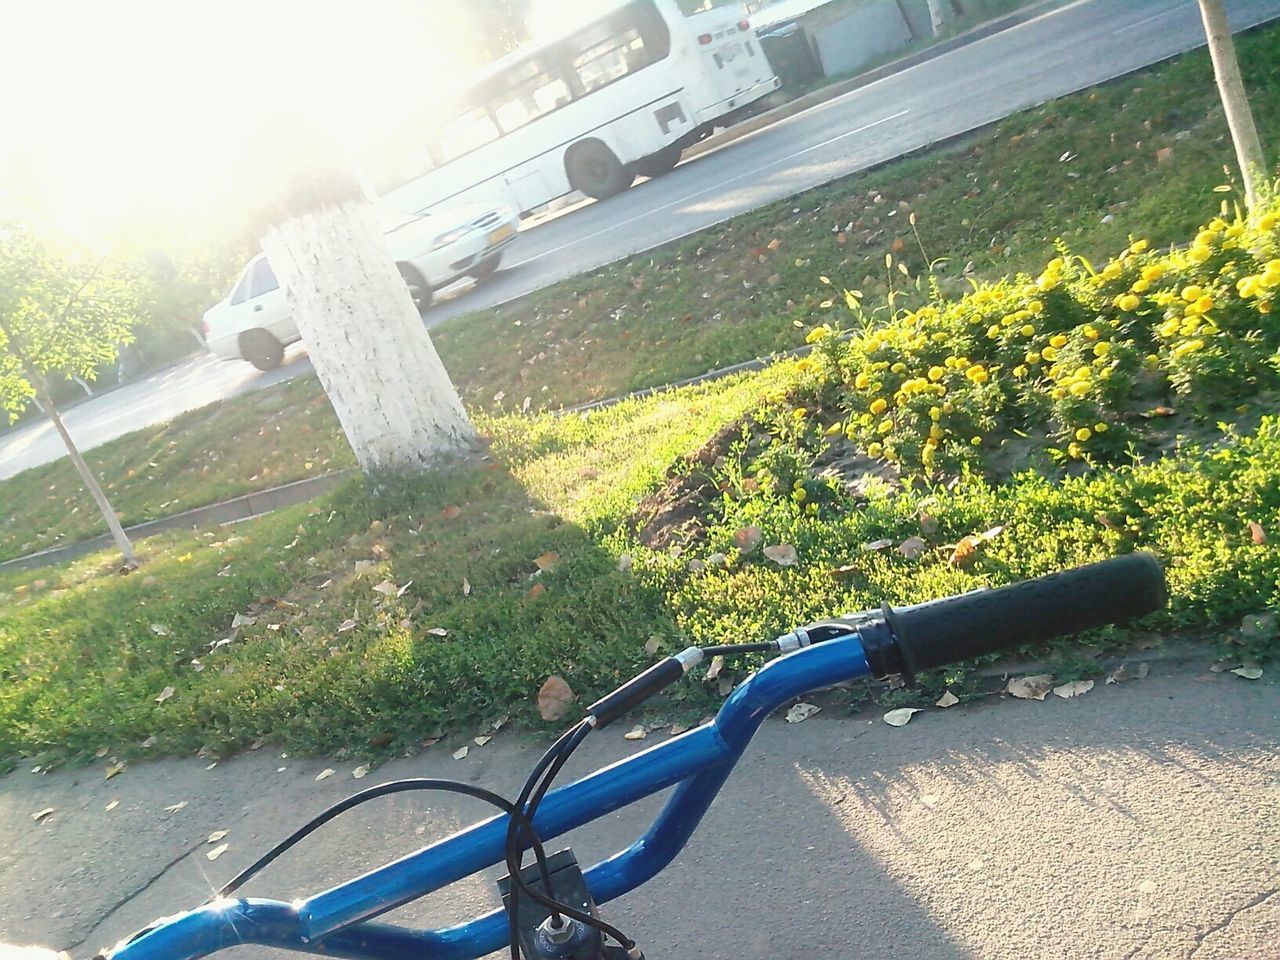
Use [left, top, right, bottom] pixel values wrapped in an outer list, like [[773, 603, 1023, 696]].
[[1, 658, 1275, 958], [3, 0, 1279, 481]]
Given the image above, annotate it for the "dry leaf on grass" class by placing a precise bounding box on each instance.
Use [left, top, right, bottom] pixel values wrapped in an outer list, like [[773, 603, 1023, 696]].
[[473, 735, 492, 747], [704, 655, 724, 681], [617, 553, 633, 573], [733, 526, 763, 554], [372, 580, 397, 596], [154, 687, 175, 703], [425, 627, 449, 638], [163, 801, 187, 813], [763, 544, 798, 566], [644, 635, 661, 656], [315, 769, 335, 782], [1231, 665, 1264, 680], [441, 505, 462, 520], [623, 725, 647, 741], [1007, 675, 1054, 700], [105, 762, 126, 780], [1248, 521, 1266, 545], [105, 800, 119, 812], [785, 702, 820, 723], [897, 536, 927, 559], [537, 675, 575, 721], [337, 618, 357, 632], [861, 539, 892, 552], [206, 843, 228, 861], [149, 624, 169, 637], [462, 578, 472, 597], [352, 765, 369, 780], [534, 551, 560, 573], [669, 723, 689, 736], [208, 830, 228, 843], [32, 807, 54, 822], [1052, 680, 1094, 699], [452, 746, 469, 760], [527, 583, 546, 600], [935, 690, 959, 708], [882, 708, 921, 727]]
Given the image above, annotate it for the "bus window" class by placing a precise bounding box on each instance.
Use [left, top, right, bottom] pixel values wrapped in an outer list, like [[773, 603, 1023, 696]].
[[566, 1, 669, 94], [489, 58, 572, 134], [435, 107, 501, 163]]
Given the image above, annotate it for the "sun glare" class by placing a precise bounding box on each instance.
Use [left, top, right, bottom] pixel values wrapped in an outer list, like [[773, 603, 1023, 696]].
[[0, 1, 472, 244]]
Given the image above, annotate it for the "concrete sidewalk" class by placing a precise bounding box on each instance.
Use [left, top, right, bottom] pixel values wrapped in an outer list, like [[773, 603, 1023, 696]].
[[2, 657, 1275, 959]]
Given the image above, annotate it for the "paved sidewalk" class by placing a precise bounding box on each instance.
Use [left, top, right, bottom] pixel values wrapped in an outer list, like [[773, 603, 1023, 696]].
[[1, 658, 1276, 959]]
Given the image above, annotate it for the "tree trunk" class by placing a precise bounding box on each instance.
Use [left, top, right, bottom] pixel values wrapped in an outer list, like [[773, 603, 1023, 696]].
[[1197, 0, 1267, 209], [261, 200, 477, 473], [35, 380, 137, 566], [926, 0, 954, 33]]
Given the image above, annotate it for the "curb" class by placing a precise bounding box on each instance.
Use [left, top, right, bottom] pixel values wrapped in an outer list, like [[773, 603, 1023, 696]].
[[684, 0, 1075, 164], [0, 471, 351, 574]]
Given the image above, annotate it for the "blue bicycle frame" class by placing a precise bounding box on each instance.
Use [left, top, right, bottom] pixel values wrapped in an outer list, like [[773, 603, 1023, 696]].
[[104, 632, 872, 960]]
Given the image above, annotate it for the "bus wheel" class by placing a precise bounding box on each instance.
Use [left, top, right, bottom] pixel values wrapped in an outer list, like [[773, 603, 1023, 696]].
[[565, 140, 634, 199], [634, 143, 682, 179]]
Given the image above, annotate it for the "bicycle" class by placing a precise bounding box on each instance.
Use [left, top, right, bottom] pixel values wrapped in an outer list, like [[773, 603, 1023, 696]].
[[44, 553, 1167, 960]]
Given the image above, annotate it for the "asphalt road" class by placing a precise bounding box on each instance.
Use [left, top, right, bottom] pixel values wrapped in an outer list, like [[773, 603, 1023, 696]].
[[2, 659, 1275, 959], [3, 0, 1279, 482]]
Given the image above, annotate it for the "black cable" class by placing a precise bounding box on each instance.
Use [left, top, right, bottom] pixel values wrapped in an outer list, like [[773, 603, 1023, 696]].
[[215, 778, 555, 899], [700, 641, 776, 657]]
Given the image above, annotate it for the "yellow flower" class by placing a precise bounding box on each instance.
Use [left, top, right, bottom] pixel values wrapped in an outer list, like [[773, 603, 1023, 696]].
[[1100, 262, 1123, 281], [1093, 341, 1112, 357], [1013, 364, 1028, 378], [854, 371, 872, 390], [1129, 239, 1150, 254], [805, 324, 833, 344], [1141, 264, 1165, 283], [793, 486, 807, 501], [1049, 334, 1068, 348], [1186, 245, 1212, 264], [1172, 338, 1206, 357], [870, 397, 888, 415], [1042, 346, 1059, 361], [1028, 300, 1045, 314], [929, 405, 941, 420], [1068, 381, 1090, 398], [986, 324, 1001, 339], [1026, 350, 1042, 364], [1095, 422, 1109, 433], [866, 442, 883, 459], [883, 445, 898, 462], [1259, 212, 1278, 231], [1075, 427, 1092, 442], [929, 423, 944, 440], [921, 444, 936, 468], [824, 422, 843, 436], [1067, 442, 1083, 459], [792, 407, 807, 419], [1116, 293, 1142, 311], [1195, 230, 1217, 247], [1132, 278, 1151, 293], [878, 418, 894, 434], [970, 435, 982, 446], [1261, 300, 1273, 314], [928, 365, 944, 382], [966, 365, 989, 384], [1192, 295, 1215, 315], [891, 361, 907, 373], [1237, 276, 1261, 298], [1019, 324, 1035, 337], [942, 401, 955, 414]]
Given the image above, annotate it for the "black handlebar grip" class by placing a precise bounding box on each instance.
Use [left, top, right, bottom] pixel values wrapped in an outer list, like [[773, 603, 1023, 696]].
[[883, 552, 1167, 678]]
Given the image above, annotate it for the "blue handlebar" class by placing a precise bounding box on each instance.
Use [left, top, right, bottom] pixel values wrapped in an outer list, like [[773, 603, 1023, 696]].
[[105, 633, 872, 960]]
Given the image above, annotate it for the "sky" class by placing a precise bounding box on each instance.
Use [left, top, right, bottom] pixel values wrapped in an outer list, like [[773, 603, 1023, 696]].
[[0, 1, 482, 247]]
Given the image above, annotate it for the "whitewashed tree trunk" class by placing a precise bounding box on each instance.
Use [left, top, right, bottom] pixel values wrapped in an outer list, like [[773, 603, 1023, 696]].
[[926, 0, 954, 33], [1197, 0, 1267, 209], [262, 200, 476, 473]]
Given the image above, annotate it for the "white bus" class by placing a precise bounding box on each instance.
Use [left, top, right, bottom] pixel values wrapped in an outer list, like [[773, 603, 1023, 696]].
[[380, 0, 779, 217]]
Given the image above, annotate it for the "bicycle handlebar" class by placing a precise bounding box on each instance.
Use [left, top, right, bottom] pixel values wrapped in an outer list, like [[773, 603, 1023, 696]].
[[103, 554, 1166, 960]]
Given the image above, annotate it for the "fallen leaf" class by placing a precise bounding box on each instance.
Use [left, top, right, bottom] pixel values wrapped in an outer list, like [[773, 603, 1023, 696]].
[[537, 675, 575, 721], [1007, 674, 1054, 700], [473, 735, 492, 746], [105, 762, 126, 780], [491, 714, 510, 732], [452, 745, 469, 760], [785, 702, 820, 723], [231, 613, 256, 630], [623, 725, 647, 741], [861, 538, 893, 552], [441, 504, 462, 520], [462, 578, 472, 597], [733, 526, 763, 554], [617, 553, 634, 573], [141, 735, 158, 748], [704, 655, 724, 681], [207, 843, 229, 861], [883, 708, 922, 727], [766, 238, 782, 251], [315, 768, 335, 781], [828, 563, 860, 577], [935, 690, 959, 708], [717, 675, 734, 697], [527, 582, 546, 600], [897, 536, 927, 559], [208, 830, 228, 843], [149, 624, 169, 637], [1231, 665, 1263, 680], [669, 723, 690, 736], [95, 746, 109, 758], [105, 800, 120, 812], [949, 535, 981, 567], [534, 551, 560, 573], [369, 733, 393, 747], [425, 627, 449, 638], [1135, 662, 1150, 679], [32, 807, 55, 822], [979, 525, 1005, 541], [763, 543, 798, 566], [919, 513, 939, 535], [338, 618, 357, 632], [353, 559, 374, 576], [396, 580, 413, 597], [644, 635, 661, 656], [372, 579, 397, 596], [1052, 679, 1095, 699], [155, 686, 175, 703], [163, 801, 188, 813], [1248, 521, 1266, 545], [350, 764, 370, 779]]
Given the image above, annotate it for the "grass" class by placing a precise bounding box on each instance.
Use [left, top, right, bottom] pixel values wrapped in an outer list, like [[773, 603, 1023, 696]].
[[3, 24, 1278, 562]]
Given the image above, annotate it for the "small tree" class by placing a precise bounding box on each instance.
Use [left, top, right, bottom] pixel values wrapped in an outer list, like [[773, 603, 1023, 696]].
[[1197, 0, 1268, 209], [256, 130, 477, 473], [0, 225, 141, 565]]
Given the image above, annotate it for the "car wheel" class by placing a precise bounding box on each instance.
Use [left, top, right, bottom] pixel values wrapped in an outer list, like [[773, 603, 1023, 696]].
[[398, 263, 434, 314], [634, 143, 682, 179], [239, 329, 284, 371], [469, 252, 502, 281], [565, 140, 635, 200]]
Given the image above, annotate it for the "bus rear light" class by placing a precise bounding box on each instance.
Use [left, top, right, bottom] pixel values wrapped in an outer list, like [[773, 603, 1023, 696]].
[[698, 33, 712, 44], [738, 19, 750, 30]]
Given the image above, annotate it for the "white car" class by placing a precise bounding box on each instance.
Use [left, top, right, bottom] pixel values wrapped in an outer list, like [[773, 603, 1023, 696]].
[[202, 203, 519, 370]]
